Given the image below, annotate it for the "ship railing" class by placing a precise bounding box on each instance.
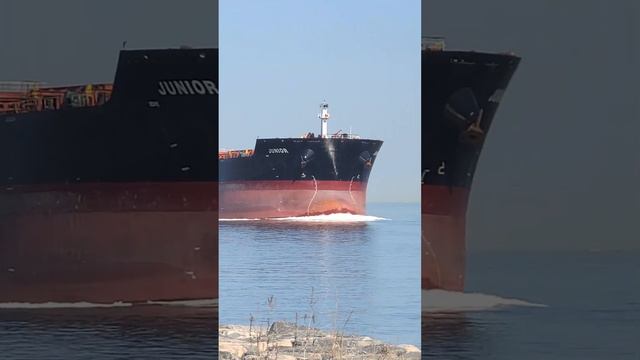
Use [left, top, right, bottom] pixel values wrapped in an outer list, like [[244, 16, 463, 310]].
[[0, 84, 113, 115], [422, 36, 446, 51], [301, 131, 361, 140], [330, 130, 361, 140], [329, 134, 361, 139], [0, 81, 45, 93], [219, 149, 254, 160]]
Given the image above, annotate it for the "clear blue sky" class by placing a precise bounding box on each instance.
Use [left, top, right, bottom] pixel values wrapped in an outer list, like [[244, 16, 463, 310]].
[[220, 0, 420, 203]]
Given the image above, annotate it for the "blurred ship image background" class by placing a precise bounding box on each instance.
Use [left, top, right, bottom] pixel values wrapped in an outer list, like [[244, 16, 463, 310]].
[[0, 1, 220, 359], [422, 1, 640, 359]]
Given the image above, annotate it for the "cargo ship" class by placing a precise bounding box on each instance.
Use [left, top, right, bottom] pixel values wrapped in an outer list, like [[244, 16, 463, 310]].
[[0, 48, 219, 304], [219, 103, 382, 219], [422, 37, 520, 291]]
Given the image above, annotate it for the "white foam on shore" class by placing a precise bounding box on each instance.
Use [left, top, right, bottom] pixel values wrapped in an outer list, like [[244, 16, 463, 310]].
[[272, 213, 389, 223], [422, 289, 547, 312], [0, 301, 132, 309], [0, 298, 218, 309]]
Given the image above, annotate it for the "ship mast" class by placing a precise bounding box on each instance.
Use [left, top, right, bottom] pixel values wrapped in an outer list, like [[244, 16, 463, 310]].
[[319, 101, 330, 138]]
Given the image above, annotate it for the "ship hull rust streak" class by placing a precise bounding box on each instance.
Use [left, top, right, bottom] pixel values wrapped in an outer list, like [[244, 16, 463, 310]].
[[220, 180, 366, 219]]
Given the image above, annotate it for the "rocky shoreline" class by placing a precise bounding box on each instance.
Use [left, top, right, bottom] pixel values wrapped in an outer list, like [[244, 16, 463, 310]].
[[220, 322, 420, 360]]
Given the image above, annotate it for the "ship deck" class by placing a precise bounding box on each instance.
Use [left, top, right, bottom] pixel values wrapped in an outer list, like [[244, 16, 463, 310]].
[[0, 81, 113, 115]]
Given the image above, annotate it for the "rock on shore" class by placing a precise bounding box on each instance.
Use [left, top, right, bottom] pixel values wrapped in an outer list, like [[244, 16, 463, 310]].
[[220, 322, 420, 360]]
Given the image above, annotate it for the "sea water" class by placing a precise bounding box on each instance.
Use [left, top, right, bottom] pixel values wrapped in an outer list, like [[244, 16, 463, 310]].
[[219, 202, 422, 346], [422, 250, 640, 359]]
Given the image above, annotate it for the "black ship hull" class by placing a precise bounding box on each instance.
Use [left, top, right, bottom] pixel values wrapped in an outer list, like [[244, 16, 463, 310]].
[[0, 48, 219, 303], [422, 49, 520, 291], [219, 137, 382, 218]]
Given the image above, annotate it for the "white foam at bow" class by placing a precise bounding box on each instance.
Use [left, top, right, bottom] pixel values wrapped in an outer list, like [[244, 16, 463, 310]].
[[422, 289, 547, 312], [272, 213, 389, 223], [219, 218, 262, 222]]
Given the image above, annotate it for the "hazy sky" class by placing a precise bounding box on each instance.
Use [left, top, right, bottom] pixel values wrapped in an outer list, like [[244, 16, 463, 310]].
[[0, 0, 217, 85], [424, 0, 640, 250], [220, 0, 420, 203]]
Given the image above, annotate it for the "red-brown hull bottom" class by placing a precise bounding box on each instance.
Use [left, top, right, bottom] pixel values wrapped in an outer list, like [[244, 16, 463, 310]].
[[0, 183, 218, 304], [219, 180, 367, 219], [422, 184, 469, 292]]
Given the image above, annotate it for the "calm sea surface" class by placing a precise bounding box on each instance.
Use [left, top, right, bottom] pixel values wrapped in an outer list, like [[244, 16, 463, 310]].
[[219, 202, 422, 346], [0, 306, 218, 359], [423, 250, 640, 359], [2, 207, 635, 359]]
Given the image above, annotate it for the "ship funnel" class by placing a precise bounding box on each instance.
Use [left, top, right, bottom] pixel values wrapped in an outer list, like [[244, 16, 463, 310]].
[[319, 101, 330, 138]]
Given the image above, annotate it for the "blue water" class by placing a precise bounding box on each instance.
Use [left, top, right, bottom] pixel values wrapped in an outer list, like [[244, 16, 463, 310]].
[[0, 306, 218, 359], [2, 208, 635, 359], [219, 202, 421, 346], [423, 250, 640, 359]]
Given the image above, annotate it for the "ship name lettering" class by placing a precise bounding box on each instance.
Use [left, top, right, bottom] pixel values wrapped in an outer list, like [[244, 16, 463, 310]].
[[268, 148, 289, 154], [158, 80, 218, 96]]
